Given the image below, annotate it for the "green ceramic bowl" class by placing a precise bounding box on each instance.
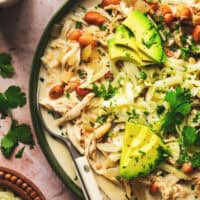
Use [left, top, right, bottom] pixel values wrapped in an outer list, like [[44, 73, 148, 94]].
[[29, 0, 84, 199]]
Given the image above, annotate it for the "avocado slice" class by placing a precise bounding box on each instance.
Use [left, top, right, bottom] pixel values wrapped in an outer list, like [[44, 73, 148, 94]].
[[123, 10, 166, 63], [115, 25, 154, 63], [108, 38, 143, 65], [120, 123, 168, 179]]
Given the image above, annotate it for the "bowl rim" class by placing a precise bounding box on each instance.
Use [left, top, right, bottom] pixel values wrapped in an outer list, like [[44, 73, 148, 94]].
[[0, 166, 46, 200], [29, 0, 84, 199]]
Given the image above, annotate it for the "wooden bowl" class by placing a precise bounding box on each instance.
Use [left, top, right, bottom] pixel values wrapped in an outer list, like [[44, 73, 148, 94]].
[[0, 167, 46, 200]]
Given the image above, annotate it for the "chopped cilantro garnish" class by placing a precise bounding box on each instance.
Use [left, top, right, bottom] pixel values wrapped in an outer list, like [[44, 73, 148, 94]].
[[1, 121, 34, 158], [157, 22, 164, 31], [161, 87, 191, 134], [77, 69, 86, 79], [75, 21, 82, 29], [96, 115, 108, 124], [181, 47, 190, 61], [139, 71, 147, 80], [0, 53, 15, 78], [180, 35, 187, 44], [193, 112, 200, 123], [157, 105, 165, 115], [107, 132, 114, 137], [127, 109, 139, 122], [66, 93, 70, 99], [100, 24, 107, 31], [92, 83, 117, 100], [182, 126, 197, 147]]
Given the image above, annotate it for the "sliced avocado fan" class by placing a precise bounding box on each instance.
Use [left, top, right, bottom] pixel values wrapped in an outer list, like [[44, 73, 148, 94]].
[[114, 25, 155, 64], [123, 10, 166, 63], [108, 10, 166, 66], [108, 38, 143, 66], [120, 123, 168, 179]]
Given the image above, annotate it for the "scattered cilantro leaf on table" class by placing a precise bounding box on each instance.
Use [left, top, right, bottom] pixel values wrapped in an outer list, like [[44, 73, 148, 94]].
[[0, 53, 15, 78], [161, 87, 191, 134], [1, 120, 34, 158], [0, 86, 26, 115], [15, 146, 25, 159]]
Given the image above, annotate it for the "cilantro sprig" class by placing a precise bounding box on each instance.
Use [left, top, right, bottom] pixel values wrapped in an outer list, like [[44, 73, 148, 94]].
[[0, 53, 15, 78], [1, 120, 34, 158], [0, 86, 26, 115], [161, 87, 191, 134], [92, 82, 117, 100]]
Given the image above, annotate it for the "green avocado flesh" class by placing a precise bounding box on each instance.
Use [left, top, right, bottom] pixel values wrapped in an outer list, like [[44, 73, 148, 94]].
[[108, 10, 166, 66], [120, 123, 167, 179], [108, 38, 143, 65], [123, 10, 166, 63]]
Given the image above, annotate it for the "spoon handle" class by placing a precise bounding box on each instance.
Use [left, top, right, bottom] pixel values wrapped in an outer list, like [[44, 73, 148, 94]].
[[75, 156, 103, 200]]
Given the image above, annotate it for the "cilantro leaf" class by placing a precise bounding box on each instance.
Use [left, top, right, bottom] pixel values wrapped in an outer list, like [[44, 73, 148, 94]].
[[15, 146, 25, 159], [191, 152, 200, 168], [0, 121, 34, 158], [162, 87, 191, 134], [0, 53, 14, 78], [1, 134, 18, 158], [177, 151, 190, 164], [165, 87, 191, 110], [182, 126, 197, 147], [5, 86, 26, 108], [0, 93, 9, 115], [0, 86, 26, 114], [15, 124, 34, 145]]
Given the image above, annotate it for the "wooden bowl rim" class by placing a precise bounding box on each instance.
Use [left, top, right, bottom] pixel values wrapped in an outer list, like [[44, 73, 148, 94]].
[[0, 167, 46, 200]]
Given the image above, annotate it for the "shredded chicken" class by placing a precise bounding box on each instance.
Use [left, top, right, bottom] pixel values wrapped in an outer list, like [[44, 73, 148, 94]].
[[56, 93, 95, 125], [40, 97, 76, 114]]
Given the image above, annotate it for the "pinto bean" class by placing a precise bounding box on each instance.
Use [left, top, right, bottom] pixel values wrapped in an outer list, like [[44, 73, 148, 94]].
[[176, 5, 192, 20], [67, 29, 82, 41], [181, 162, 193, 173], [160, 4, 172, 15], [148, 3, 159, 15], [150, 183, 159, 194], [79, 34, 97, 47], [193, 25, 200, 42], [49, 85, 64, 99], [84, 11, 106, 26], [101, 0, 120, 7], [163, 13, 174, 24]]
